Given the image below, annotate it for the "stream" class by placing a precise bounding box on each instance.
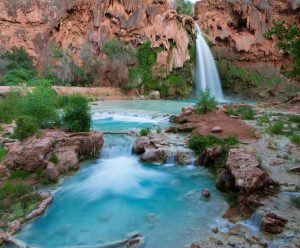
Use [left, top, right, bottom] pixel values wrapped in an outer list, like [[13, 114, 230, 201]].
[[14, 100, 228, 248]]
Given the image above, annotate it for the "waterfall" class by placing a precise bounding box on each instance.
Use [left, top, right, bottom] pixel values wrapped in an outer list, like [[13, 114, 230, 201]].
[[195, 24, 224, 101]]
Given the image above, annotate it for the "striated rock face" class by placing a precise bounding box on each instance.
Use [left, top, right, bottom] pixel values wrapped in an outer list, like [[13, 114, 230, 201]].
[[225, 148, 279, 216], [0, 0, 194, 86], [1, 129, 103, 182], [195, 0, 299, 67]]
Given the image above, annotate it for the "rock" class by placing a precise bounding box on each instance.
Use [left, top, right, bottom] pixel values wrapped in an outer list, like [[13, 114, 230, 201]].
[[1, 130, 103, 179], [201, 188, 211, 199], [211, 227, 219, 233], [7, 220, 22, 234], [133, 134, 168, 155], [140, 148, 167, 164], [290, 166, 300, 172], [148, 91, 160, 100], [269, 158, 284, 166], [197, 146, 223, 166], [226, 148, 279, 215], [175, 150, 193, 165], [261, 213, 288, 234], [190, 243, 201, 248], [211, 126, 223, 133], [215, 168, 235, 192]]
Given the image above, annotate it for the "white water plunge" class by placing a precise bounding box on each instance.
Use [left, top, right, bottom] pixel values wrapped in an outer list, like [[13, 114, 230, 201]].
[[195, 24, 224, 101]]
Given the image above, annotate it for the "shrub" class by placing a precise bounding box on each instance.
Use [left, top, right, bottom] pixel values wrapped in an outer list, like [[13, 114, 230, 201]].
[[156, 126, 162, 134], [49, 153, 59, 164], [257, 113, 271, 125], [264, 21, 300, 78], [188, 134, 238, 154], [290, 134, 300, 145], [0, 146, 6, 160], [4, 68, 32, 85], [20, 83, 60, 128], [226, 106, 255, 120], [195, 89, 217, 114], [103, 39, 136, 63], [63, 95, 91, 132], [176, 0, 193, 16], [9, 170, 31, 180], [268, 120, 284, 135], [0, 182, 30, 200], [289, 115, 300, 124], [0, 90, 21, 123], [291, 197, 300, 208], [139, 128, 150, 136], [13, 115, 38, 140]]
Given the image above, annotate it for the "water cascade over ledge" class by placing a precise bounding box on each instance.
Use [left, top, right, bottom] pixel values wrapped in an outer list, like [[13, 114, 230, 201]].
[[195, 24, 224, 101]]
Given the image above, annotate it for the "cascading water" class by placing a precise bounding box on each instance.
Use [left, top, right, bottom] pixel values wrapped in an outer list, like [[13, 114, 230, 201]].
[[195, 24, 224, 101]]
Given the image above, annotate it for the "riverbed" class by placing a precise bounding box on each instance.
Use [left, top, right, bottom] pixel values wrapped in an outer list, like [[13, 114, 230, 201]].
[[15, 100, 228, 248]]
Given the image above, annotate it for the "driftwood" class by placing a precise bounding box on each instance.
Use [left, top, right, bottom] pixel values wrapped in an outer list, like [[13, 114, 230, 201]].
[[61, 233, 144, 248]]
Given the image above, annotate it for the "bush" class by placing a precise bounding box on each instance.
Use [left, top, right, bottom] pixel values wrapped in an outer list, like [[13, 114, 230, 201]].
[[290, 134, 300, 145], [13, 115, 38, 140], [176, 0, 193, 16], [289, 115, 300, 124], [139, 128, 150, 136], [4, 68, 32, 85], [49, 153, 59, 164], [195, 89, 217, 114], [264, 21, 300, 78], [0, 146, 6, 160], [188, 134, 238, 154], [268, 120, 284, 135], [0, 90, 21, 123], [63, 95, 91, 132], [257, 113, 271, 125], [291, 197, 300, 208], [20, 83, 60, 128], [226, 106, 255, 120], [0, 182, 30, 200], [9, 170, 31, 180]]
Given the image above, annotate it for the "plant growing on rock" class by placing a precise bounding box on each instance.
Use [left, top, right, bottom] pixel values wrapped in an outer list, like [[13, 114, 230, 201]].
[[0, 146, 6, 160], [176, 0, 193, 16], [195, 89, 217, 114], [290, 134, 300, 145], [0, 90, 21, 123], [63, 95, 91, 132], [13, 115, 38, 140], [268, 120, 284, 135], [139, 128, 150, 136]]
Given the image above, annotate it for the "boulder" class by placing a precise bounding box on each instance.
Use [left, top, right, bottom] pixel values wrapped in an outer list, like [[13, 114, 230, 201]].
[[197, 146, 223, 166], [201, 188, 211, 199], [1, 130, 104, 181], [211, 126, 223, 133], [175, 150, 193, 165], [261, 213, 288, 234], [215, 168, 235, 192], [133, 134, 168, 155], [290, 166, 300, 172], [148, 91, 160, 100], [140, 149, 167, 164]]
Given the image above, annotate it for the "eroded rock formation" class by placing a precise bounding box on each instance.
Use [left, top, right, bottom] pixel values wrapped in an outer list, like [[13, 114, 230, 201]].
[[195, 0, 299, 67], [1, 129, 103, 182], [0, 0, 194, 86]]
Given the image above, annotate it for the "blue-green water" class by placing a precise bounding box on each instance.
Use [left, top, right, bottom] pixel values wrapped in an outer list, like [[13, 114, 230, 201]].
[[15, 101, 227, 248]]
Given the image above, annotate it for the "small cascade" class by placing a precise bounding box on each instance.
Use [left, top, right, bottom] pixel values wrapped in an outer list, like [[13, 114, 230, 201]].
[[195, 24, 224, 101]]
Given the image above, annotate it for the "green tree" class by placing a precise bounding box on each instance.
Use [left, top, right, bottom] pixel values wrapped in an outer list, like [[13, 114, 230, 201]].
[[195, 89, 217, 114], [63, 95, 91, 132], [264, 21, 300, 78], [176, 0, 194, 16]]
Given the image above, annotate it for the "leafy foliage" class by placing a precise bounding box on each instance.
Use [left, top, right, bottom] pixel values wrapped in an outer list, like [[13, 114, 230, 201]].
[[9, 170, 31, 180], [188, 134, 238, 154], [195, 89, 217, 114], [63, 95, 91, 132], [49, 153, 59, 164], [20, 83, 60, 128], [0, 146, 6, 160], [268, 120, 284, 135], [139, 128, 150, 136], [0, 90, 21, 123], [176, 0, 193, 16], [264, 21, 300, 78], [226, 106, 255, 120], [13, 115, 38, 140], [290, 134, 300, 144]]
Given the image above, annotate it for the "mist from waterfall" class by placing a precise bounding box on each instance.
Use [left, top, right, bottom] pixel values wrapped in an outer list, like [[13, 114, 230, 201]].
[[195, 24, 224, 101]]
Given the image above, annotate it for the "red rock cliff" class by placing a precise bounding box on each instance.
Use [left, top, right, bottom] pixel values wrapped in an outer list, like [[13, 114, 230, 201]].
[[195, 0, 299, 67], [0, 0, 194, 85]]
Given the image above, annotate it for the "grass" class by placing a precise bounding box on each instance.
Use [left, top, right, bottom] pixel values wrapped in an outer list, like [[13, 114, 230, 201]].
[[226, 106, 255, 120], [139, 128, 150, 136], [268, 120, 284, 135], [290, 134, 300, 144], [291, 197, 300, 208], [0, 182, 30, 200], [9, 170, 31, 180], [188, 134, 238, 155], [49, 153, 59, 164], [0, 146, 6, 160]]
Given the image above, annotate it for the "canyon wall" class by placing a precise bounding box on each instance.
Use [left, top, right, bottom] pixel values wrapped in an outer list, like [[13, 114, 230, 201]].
[[0, 0, 194, 86], [195, 0, 300, 68]]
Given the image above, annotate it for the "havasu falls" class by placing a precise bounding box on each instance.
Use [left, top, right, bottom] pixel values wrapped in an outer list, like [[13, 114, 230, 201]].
[[0, 0, 300, 248]]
